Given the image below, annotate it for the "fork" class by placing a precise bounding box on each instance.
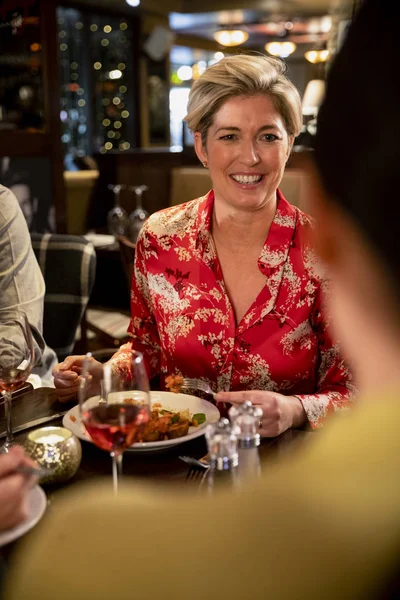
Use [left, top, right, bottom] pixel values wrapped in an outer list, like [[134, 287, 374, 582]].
[[186, 462, 210, 484], [181, 378, 216, 399], [180, 454, 210, 485], [179, 455, 210, 470]]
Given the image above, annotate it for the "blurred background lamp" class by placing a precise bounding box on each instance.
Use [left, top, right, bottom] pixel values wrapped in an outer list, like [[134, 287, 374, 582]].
[[213, 29, 249, 47], [126, 0, 140, 6], [304, 49, 329, 64], [177, 65, 193, 81], [302, 79, 326, 116], [265, 41, 296, 58]]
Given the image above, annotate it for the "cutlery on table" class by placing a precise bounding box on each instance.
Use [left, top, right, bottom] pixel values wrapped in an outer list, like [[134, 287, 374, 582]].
[[185, 466, 208, 483], [179, 455, 210, 470], [179, 454, 210, 484], [181, 378, 216, 400]]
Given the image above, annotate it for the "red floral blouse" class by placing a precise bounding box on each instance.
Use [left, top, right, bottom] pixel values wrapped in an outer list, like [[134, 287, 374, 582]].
[[112, 190, 355, 428]]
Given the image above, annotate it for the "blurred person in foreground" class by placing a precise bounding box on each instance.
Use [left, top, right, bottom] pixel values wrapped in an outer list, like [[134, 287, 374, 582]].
[[0, 185, 56, 386], [53, 53, 354, 435], [6, 1, 400, 598], [0, 448, 38, 530], [0, 448, 38, 590]]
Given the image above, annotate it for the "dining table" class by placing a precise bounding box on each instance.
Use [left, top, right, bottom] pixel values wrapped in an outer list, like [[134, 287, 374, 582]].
[[0, 385, 314, 559]]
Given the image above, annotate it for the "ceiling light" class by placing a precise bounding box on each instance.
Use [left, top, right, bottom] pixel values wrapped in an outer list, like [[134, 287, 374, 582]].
[[213, 29, 249, 47], [126, 0, 140, 6], [304, 49, 329, 64], [265, 41, 296, 58]]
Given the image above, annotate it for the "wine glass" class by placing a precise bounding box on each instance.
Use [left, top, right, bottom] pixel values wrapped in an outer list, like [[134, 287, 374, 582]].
[[128, 185, 149, 243], [0, 310, 34, 453], [79, 348, 151, 494], [107, 184, 129, 236]]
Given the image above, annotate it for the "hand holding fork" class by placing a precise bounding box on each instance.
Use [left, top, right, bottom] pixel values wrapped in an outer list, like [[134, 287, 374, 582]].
[[180, 378, 216, 400]]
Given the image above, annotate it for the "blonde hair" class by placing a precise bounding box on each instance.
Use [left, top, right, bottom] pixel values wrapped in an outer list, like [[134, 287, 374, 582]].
[[185, 54, 302, 142]]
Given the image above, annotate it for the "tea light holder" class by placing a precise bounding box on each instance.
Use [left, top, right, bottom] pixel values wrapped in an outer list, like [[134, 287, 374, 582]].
[[24, 426, 82, 484]]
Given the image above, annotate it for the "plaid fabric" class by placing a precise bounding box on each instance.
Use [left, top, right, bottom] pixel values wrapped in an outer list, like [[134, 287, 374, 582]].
[[30, 233, 96, 360]]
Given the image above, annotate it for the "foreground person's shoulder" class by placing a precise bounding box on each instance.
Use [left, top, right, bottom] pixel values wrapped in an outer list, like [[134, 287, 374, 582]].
[[0, 185, 21, 223]]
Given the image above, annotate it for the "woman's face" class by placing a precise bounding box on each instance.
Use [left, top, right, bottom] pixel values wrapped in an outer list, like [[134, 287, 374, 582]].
[[194, 94, 293, 213]]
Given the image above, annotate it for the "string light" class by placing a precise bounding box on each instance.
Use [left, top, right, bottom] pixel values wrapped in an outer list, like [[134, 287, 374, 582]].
[[58, 7, 133, 157]]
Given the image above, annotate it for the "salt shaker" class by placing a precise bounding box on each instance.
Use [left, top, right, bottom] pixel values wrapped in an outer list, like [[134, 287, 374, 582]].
[[205, 418, 239, 492], [229, 401, 263, 481]]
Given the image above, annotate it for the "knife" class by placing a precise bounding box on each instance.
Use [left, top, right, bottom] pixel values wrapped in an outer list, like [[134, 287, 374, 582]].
[[0, 411, 69, 439]]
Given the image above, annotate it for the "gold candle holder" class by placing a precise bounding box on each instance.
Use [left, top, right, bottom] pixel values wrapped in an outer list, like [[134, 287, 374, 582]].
[[24, 426, 82, 484]]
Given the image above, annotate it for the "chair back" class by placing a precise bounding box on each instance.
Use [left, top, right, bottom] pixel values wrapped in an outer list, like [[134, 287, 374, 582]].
[[30, 233, 96, 360], [117, 235, 136, 289]]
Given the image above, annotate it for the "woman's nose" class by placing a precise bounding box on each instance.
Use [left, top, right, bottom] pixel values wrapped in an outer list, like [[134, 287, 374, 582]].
[[240, 141, 260, 165]]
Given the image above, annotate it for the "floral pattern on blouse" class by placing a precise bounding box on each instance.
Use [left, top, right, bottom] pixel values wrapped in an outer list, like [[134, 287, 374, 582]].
[[111, 190, 355, 428]]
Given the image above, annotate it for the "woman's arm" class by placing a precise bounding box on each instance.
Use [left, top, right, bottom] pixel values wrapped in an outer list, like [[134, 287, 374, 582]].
[[53, 229, 162, 400], [107, 229, 161, 381], [294, 282, 356, 428]]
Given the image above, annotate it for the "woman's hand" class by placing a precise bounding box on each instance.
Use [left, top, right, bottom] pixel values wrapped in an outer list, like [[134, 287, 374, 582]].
[[214, 390, 307, 437], [52, 355, 102, 403], [0, 446, 38, 530]]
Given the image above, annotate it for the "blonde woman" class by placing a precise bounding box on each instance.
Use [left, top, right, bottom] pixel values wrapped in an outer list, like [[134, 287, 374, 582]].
[[53, 55, 354, 435]]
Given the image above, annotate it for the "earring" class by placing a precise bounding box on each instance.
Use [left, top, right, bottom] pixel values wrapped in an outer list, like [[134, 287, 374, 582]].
[[202, 161, 208, 168]]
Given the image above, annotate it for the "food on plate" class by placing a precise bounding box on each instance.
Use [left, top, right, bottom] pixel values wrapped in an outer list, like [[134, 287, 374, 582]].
[[68, 400, 207, 444], [137, 402, 206, 442], [165, 374, 184, 393]]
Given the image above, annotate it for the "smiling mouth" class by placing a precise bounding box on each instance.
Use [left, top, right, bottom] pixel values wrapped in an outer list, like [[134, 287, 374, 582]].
[[231, 174, 263, 185]]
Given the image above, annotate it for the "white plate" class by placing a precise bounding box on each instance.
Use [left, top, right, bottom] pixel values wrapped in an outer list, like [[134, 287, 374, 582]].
[[0, 485, 47, 548], [63, 391, 220, 453]]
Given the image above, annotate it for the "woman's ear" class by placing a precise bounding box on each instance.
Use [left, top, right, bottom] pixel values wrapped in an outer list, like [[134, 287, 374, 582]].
[[194, 132, 207, 166], [286, 134, 294, 161]]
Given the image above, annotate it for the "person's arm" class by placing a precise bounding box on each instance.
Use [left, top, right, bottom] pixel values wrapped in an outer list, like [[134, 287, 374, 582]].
[[294, 281, 356, 428], [0, 447, 38, 530], [108, 227, 161, 381], [53, 228, 162, 400], [0, 186, 47, 367]]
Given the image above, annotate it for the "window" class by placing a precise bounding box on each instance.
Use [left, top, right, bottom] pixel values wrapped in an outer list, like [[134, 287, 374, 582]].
[[169, 46, 225, 149]]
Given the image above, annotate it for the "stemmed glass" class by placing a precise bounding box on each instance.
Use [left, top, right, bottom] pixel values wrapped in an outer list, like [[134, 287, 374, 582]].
[[128, 185, 149, 243], [107, 184, 129, 236], [79, 348, 151, 494], [0, 310, 34, 453]]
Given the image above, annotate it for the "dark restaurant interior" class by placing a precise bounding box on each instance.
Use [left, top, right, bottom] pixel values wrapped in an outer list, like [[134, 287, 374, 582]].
[[5, 2, 400, 599], [0, 0, 353, 353]]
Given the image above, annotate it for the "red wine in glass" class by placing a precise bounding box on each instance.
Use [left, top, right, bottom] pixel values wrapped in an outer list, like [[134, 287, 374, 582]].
[[83, 403, 149, 454], [0, 367, 32, 393], [0, 311, 34, 453], [79, 348, 151, 493]]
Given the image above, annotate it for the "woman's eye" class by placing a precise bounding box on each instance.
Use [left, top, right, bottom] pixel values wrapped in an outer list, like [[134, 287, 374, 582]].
[[261, 133, 279, 142], [219, 134, 237, 141]]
